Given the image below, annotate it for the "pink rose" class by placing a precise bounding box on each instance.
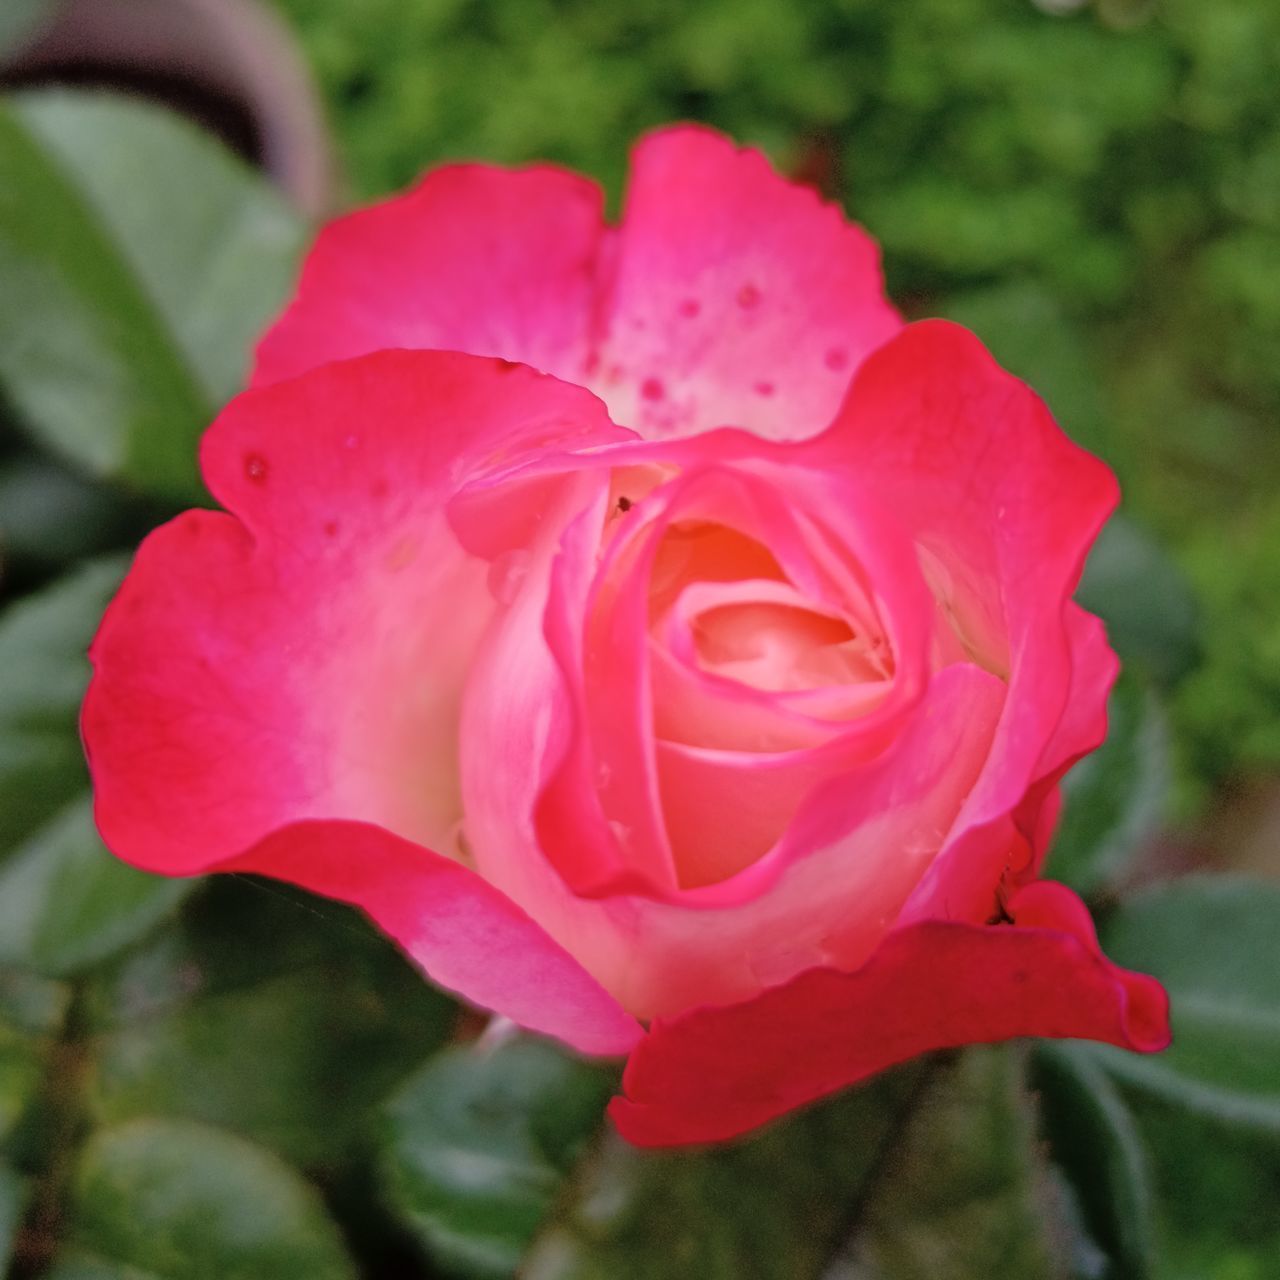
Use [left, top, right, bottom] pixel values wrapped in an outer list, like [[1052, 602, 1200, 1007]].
[[84, 127, 1168, 1146]]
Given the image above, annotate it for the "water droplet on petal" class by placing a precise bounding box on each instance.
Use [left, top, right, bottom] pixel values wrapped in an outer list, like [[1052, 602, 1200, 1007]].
[[678, 298, 701, 318], [753, 380, 775, 398], [737, 283, 761, 309], [640, 377, 665, 402], [243, 453, 268, 483]]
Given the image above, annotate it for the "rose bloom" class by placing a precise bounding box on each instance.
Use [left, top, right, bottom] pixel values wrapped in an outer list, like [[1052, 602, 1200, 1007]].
[[84, 127, 1168, 1146]]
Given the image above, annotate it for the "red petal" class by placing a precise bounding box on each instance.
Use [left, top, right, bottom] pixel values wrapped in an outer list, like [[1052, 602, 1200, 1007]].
[[610, 880, 1168, 1146]]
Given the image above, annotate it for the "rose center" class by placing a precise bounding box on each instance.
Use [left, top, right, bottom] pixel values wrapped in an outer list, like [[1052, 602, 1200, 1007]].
[[691, 597, 873, 692]]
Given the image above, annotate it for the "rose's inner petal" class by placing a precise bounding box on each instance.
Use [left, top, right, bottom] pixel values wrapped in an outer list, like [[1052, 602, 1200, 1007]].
[[646, 521, 788, 613], [689, 592, 889, 692], [582, 465, 926, 893]]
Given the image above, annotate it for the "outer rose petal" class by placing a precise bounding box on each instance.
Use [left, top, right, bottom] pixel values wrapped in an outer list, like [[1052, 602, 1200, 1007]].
[[592, 125, 902, 439], [220, 821, 640, 1055], [252, 164, 605, 389], [1033, 602, 1119, 784], [811, 321, 1120, 922], [610, 881, 1169, 1146], [904, 602, 1120, 924], [252, 125, 901, 441], [84, 351, 640, 1053]]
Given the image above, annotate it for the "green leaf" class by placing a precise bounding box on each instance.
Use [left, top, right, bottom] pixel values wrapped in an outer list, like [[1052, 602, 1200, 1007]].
[[0, 455, 142, 575], [823, 1047, 1059, 1280], [1089, 877, 1280, 1136], [381, 1034, 614, 1278], [0, 966, 70, 1037], [1128, 1095, 1280, 1280], [0, 1014, 50, 1148], [0, 560, 190, 975], [520, 1063, 927, 1280], [0, 797, 189, 977], [1077, 515, 1200, 689], [0, 1161, 27, 1267], [0, 966, 67, 1152], [0, 88, 305, 500], [46, 1118, 356, 1280], [1033, 1042, 1158, 1280], [0, 556, 124, 850], [1050, 671, 1172, 898], [83, 877, 456, 1170]]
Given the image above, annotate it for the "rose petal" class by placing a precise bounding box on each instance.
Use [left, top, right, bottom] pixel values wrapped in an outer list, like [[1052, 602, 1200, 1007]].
[[609, 880, 1169, 1146], [85, 351, 641, 1052], [902, 601, 1121, 924], [810, 321, 1119, 919], [251, 126, 901, 441], [86, 351, 614, 868], [252, 164, 605, 388], [466, 657, 1003, 1021], [591, 125, 902, 439], [1033, 601, 1120, 784], [217, 820, 640, 1055]]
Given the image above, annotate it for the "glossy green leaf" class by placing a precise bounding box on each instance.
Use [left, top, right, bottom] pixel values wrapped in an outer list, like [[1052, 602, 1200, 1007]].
[[1077, 514, 1200, 689], [521, 1063, 926, 1280], [1050, 671, 1172, 898], [1033, 1042, 1157, 1280], [84, 877, 456, 1170], [0, 88, 305, 500], [1089, 877, 1280, 1135], [0, 560, 190, 974], [381, 1034, 614, 1277], [46, 1118, 355, 1280], [822, 1047, 1058, 1280]]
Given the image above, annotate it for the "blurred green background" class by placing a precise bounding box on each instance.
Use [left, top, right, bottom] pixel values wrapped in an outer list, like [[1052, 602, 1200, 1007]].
[[1, 0, 1278, 1277]]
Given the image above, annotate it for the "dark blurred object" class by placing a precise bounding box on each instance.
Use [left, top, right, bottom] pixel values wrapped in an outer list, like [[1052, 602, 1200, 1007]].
[[0, 0, 335, 215]]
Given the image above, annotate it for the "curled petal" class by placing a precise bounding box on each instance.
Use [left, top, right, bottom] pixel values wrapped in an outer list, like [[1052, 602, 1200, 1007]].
[[811, 321, 1119, 920], [610, 880, 1169, 1146]]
